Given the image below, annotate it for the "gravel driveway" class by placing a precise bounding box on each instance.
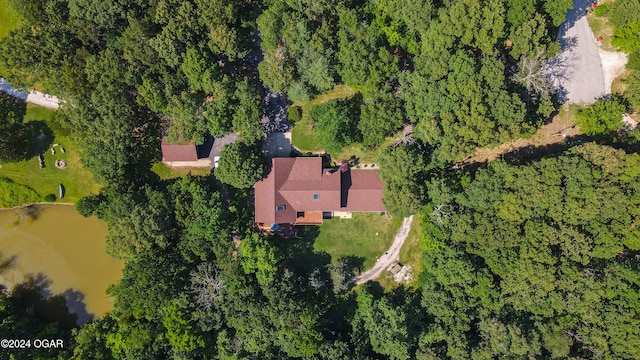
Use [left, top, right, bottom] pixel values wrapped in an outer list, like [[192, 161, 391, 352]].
[[554, 0, 605, 104]]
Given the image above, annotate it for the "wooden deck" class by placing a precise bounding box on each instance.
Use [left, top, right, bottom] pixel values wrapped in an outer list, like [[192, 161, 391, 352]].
[[294, 211, 323, 225]]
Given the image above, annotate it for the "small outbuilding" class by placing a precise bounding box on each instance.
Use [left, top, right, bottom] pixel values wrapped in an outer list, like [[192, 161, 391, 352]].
[[161, 133, 238, 168]]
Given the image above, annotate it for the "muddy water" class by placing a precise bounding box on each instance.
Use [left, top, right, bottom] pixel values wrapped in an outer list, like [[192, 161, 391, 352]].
[[0, 205, 123, 324]]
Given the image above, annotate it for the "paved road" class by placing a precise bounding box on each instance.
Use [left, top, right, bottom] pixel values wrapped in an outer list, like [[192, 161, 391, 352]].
[[356, 216, 413, 285], [554, 0, 605, 104], [0, 77, 61, 109]]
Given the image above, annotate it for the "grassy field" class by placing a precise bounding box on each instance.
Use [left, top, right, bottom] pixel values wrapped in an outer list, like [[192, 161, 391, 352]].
[[297, 212, 402, 270], [0, 0, 21, 40], [374, 214, 424, 289], [0, 0, 21, 77], [0, 177, 41, 207], [334, 135, 397, 164], [0, 104, 100, 205], [398, 215, 423, 281], [151, 162, 212, 180], [588, 12, 617, 52], [290, 113, 322, 151]]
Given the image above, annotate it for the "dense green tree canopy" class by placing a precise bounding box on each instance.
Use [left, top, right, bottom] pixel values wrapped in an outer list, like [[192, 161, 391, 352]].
[[311, 98, 360, 153], [576, 99, 626, 136], [417, 143, 640, 358], [215, 141, 264, 189], [377, 144, 429, 217], [0, 93, 29, 162]]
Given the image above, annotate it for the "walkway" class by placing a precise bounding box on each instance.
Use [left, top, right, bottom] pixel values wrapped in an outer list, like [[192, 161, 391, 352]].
[[356, 215, 413, 284], [0, 77, 61, 109]]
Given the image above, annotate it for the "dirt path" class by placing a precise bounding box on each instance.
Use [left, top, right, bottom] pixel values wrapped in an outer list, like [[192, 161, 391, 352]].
[[0, 77, 61, 109], [463, 110, 581, 165], [356, 216, 413, 285]]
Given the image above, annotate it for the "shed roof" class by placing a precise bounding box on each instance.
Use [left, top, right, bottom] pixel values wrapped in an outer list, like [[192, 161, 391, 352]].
[[161, 137, 198, 162]]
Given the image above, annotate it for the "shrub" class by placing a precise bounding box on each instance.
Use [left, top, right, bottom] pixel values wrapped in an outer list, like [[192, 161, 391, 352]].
[[607, 0, 640, 28], [576, 99, 626, 136], [287, 106, 302, 123], [288, 82, 311, 103], [628, 50, 640, 71], [612, 20, 640, 53], [594, 2, 610, 17], [75, 194, 106, 217], [311, 99, 359, 153]]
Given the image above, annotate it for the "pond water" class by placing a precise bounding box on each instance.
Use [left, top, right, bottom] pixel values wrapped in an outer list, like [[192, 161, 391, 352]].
[[0, 204, 123, 324]]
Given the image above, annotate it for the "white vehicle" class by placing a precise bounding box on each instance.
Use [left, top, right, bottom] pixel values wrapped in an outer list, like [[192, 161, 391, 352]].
[[214, 156, 220, 168]]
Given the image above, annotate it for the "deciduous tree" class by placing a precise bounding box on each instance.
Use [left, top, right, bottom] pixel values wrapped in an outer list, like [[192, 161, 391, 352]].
[[215, 141, 264, 189]]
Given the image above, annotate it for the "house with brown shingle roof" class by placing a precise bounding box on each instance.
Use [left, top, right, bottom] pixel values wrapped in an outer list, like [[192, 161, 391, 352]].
[[161, 133, 238, 168], [254, 157, 385, 228]]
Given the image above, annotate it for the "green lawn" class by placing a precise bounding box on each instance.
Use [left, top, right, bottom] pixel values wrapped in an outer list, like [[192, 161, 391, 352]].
[[0, 177, 41, 207], [152, 162, 211, 180], [371, 214, 424, 289], [0, 0, 21, 77], [587, 12, 617, 52], [0, 0, 21, 40], [335, 135, 398, 164], [0, 104, 101, 206], [291, 114, 322, 152], [297, 212, 402, 270]]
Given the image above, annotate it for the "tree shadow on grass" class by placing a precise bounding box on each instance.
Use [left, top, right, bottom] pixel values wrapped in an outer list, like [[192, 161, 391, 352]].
[[341, 255, 365, 275], [274, 226, 332, 274], [23, 120, 54, 158], [10, 273, 93, 329], [0, 92, 26, 120]]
